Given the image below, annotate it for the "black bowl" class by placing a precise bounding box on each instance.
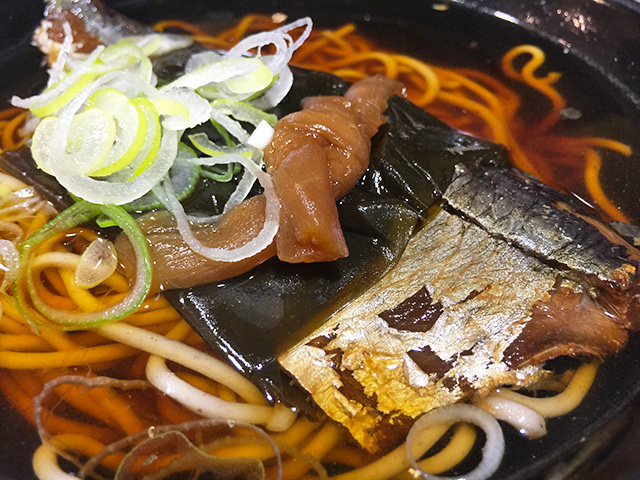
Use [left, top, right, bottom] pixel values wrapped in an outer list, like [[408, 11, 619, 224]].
[[0, 1, 639, 479]]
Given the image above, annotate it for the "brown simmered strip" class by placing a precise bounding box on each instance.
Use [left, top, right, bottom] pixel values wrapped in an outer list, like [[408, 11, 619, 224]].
[[503, 281, 629, 367], [379, 286, 442, 332], [115, 196, 276, 292], [118, 77, 399, 290], [269, 140, 349, 262], [344, 74, 405, 139], [265, 75, 401, 262]]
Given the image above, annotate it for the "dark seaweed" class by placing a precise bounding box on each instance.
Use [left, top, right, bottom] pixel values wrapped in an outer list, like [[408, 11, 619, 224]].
[[361, 95, 506, 217], [168, 190, 418, 408], [0, 147, 73, 212]]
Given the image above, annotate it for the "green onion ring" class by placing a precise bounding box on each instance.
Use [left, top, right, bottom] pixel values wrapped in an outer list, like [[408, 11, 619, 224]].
[[14, 201, 152, 330]]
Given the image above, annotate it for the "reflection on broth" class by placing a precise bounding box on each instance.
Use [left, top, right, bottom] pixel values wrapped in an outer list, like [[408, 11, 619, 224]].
[[0, 3, 638, 480]]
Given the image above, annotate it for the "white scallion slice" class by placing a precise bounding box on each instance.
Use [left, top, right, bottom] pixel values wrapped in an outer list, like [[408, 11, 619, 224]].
[[124, 33, 194, 57], [161, 57, 269, 92], [185, 51, 223, 72], [154, 87, 212, 130], [0, 240, 19, 293], [126, 97, 162, 179], [48, 129, 179, 205], [11, 46, 105, 116], [154, 152, 279, 262], [31, 72, 98, 118], [247, 120, 275, 150], [31, 109, 117, 176], [123, 143, 200, 211], [210, 109, 250, 143], [188, 132, 251, 157], [224, 60, 274, 95], [98, 42, 155, 84], [74, 238, 118, 288], [406, 404, 505, 480], [252, 65, 293, 110], [85, 89, 146, 176], [211, 99, 278, 127]]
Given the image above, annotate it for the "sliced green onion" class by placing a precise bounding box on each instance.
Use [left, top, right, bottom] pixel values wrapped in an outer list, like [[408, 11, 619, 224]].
[[44, 129, 179, 205], [123, 143, 200, 212], [31, 72, 99, 118], [128, 97, 162, 179], [123, 33, 194, 58], [224, 59, 273, 95], [153, 88, 212, 130], [85, 89, 147, 176], [16, 20, 310, 218], [205, 98, 278, 145], [161, 57, 270, 92], [211, 99, 277, 127], [201, 163, 241, 183], [11, 46, 105, 115], [98, 42, 154, 83], [74, 238, 118, 289], [0, 240, 19, 293], [31, 109, 117, 176], [95, 216, 118, 229], [209, 118, 235, 147], [188, 132, 252, 158], [14, 201, 152, 329]]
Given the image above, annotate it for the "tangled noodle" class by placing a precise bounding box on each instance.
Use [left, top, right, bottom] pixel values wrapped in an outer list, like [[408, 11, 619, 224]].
[[0, 13, 618, 480]]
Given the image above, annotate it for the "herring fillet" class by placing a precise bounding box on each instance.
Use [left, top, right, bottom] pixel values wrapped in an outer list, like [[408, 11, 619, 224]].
[[278, 208, 559, 453]]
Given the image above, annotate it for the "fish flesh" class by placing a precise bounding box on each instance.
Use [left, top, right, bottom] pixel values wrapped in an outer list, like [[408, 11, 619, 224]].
[[278, 163, 640, 453], [34, 0, 151, 58]]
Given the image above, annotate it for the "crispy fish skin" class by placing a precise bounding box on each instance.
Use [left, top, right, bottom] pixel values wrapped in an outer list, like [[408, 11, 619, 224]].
[[444, 164, 640, 286], [279, 208, 561, 453]]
